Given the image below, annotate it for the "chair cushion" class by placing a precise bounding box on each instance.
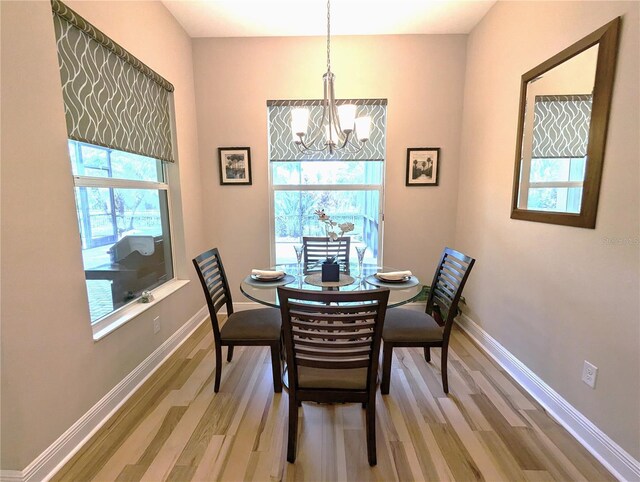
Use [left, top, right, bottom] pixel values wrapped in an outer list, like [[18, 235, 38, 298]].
[[220, 308, 281, 341], [382, 308, 444, 343], [296, 366, 368, 390]]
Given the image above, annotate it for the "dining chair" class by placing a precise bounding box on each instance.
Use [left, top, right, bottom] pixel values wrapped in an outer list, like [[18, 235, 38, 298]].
[[193, 248, 282, 393], [302, 236, 351, 274], [381, 247, 475, 395], [278, 286, 390, 466]]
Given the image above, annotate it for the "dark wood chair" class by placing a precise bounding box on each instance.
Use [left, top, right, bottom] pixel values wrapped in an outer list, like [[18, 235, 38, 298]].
[[193, 248, 282, 393], [381, 247, 475, 395], [278, 286, 390, 466], [302, 236, 351, 274]]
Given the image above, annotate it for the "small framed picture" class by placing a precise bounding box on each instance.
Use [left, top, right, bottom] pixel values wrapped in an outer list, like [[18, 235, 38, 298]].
[[218, 147, 252, 185], [406, 148, 440, 186]]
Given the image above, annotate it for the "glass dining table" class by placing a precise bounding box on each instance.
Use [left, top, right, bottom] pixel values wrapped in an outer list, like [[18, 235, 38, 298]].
[[240, 263, 422, 308]]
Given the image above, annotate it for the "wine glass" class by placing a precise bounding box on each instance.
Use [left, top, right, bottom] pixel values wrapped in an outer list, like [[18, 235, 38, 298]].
[[293, 244, 304, 275], [355, 245, 367, 278]]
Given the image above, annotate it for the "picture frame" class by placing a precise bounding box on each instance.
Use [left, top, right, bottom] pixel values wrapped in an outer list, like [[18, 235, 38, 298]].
[[406, 147, 440, 186], [218, 147, 252, 185]]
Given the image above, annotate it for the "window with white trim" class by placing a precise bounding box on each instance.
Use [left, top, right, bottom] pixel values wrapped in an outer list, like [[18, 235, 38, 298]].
[[52, 0, 177, 326], [268, 100, 386, 266], [69, 141, 173, 323]]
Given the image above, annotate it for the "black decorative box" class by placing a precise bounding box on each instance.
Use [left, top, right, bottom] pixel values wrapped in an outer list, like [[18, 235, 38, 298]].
[[321, 262, 340, 282]]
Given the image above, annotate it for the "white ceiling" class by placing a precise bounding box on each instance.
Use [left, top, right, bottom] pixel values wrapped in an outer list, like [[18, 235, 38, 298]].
[[161, 0, 496, 38]]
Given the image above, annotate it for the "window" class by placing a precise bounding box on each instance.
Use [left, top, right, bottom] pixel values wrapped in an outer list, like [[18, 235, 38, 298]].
[[271, 161, 384, 265], [523, 156, 586, 213], [517, 94, 591, 214], [268, 100, 386, 266], [52, 0, 178, 328], [70, 141, 173, 323]]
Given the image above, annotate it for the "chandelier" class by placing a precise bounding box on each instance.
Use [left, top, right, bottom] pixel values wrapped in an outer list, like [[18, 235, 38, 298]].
[[290, 0, 371, 154]]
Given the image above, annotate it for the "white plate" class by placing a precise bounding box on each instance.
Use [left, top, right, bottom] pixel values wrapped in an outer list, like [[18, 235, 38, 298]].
[[251, 273, 285, 282], [375, 274, 411, 283]]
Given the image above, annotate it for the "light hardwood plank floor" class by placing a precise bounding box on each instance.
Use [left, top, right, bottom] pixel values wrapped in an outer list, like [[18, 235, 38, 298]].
[[52, 321, 615, 482]]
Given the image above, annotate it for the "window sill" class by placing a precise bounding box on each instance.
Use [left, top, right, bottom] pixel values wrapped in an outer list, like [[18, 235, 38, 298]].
[[92, 279, 190, 341]]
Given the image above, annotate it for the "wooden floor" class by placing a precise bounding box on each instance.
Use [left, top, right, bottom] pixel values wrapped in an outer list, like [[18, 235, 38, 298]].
[[53, 321, 615, 482]]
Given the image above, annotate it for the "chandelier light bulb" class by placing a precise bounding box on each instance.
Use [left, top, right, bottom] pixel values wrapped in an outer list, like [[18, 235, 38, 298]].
[[337, 104, 357, 133], [291, 108, 310, 137], [355, 116, 371, 142]]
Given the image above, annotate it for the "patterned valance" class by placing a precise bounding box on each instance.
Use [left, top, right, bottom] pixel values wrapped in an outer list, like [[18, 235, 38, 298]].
[[267, 99, 387, 161], [51, 0, 175, 162], [532, 94, 592, 159]]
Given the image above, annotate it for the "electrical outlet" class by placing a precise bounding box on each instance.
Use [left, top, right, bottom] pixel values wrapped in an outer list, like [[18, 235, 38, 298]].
[[582, 360, 598, 388], [153, 316, 161, 334]]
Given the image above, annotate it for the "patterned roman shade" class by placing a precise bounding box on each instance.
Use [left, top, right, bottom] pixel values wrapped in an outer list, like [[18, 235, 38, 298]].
[[51, 0, 175, 162], [531, 94, 592, 159], [268, 99, 387, 161]]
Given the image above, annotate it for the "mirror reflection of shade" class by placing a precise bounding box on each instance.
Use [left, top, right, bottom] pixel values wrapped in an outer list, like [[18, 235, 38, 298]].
[[517, 44, 598, 214]]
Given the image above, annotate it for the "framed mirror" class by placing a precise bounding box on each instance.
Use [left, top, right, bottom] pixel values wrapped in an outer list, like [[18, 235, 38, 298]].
[[511, 17, 620, 228]]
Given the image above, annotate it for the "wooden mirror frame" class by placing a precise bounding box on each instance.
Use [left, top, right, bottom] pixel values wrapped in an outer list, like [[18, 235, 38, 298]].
[[510, 17, 621, 228]]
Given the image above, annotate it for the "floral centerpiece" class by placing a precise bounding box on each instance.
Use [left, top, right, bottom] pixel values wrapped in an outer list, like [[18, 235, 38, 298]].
[[314, 209, 353, 281], [315, 209, 354, 242]]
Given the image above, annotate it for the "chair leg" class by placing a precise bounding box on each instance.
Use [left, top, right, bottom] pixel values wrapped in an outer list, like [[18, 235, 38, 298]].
[[365, 398, 377, 466], [287, 394, 299, 463], [381, 343, 393, 395], [280, 335, 286, 362], [441, 344, 449, 394], [270, 343, 283, 393], [227, 345, 234, 362], [214, 344, 222, 393], [424, 347, 431, 362]]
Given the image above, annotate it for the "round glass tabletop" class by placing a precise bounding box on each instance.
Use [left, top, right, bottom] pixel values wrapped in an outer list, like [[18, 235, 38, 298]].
[[240, 263, 422, 308]]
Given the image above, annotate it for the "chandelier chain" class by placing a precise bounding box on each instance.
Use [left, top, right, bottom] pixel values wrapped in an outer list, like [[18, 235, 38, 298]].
[[326, 0, 331, 72]]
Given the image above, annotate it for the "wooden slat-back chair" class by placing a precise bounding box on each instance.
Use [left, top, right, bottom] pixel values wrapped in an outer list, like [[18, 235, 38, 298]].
[[381, 247, 475, 394], [278, 286, 390, 466], [193, 248, 282, 393], [302, 236, 351, 274]]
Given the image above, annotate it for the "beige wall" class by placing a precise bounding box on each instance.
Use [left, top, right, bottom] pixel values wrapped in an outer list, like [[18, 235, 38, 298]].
[[0, 0, 205, 469], [3, 0, 637, 472], [192, 34, 467, 297], [456, 0, 639, 457]]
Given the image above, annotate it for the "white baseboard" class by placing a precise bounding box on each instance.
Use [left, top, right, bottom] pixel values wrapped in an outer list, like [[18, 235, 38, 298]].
[[456, 313, 640, 482], [0, 306, 208, 482]]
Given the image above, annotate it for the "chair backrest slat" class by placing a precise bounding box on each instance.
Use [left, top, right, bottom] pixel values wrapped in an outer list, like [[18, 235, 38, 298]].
[[193, 248, 233, 340], [295, 345, 372, 358], [435, 278, 456, 300], [438, 268, 461, 287], [302, 236, 351, 274], [442, 255, 467, 273], [296, 358, 371, 369], [291, 319, 377, 331], [293, 338, 373, 349], [279, 287, 389, 392], [426, 247, 475, 330], [292, 329, 374, 341]]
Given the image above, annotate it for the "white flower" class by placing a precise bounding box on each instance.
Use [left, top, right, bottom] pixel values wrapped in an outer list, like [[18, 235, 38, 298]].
[[316, 208, 353, 239], [338, 222, 354, 233]]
